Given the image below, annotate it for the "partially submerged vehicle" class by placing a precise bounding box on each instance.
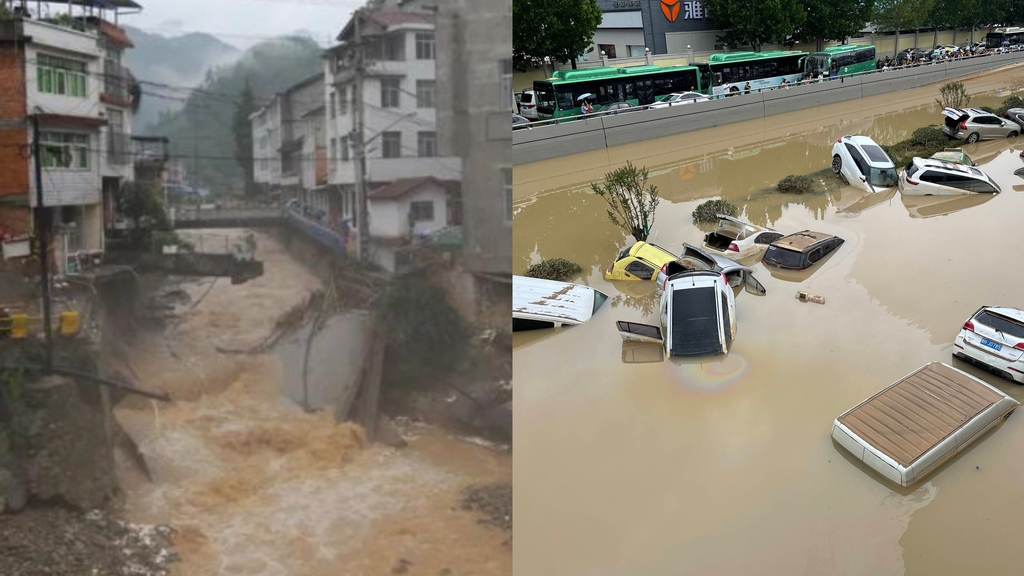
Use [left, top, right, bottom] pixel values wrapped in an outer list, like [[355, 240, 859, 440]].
[[929, 148, 976, 166], [898, 157, 1001, 195], [616, 270, 737, 358], [761, 231, 844, 270], [954, 306, 1024, 384], [702, 214, 784, 259], [655, 243, 766, 295], [605, 241, 678, 281], [512, 276, 608, 332], [832, 362, 1018, 487], [831, 135, 898, 192]]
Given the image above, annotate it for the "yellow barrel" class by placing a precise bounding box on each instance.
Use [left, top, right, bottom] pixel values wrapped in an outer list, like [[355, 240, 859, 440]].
[[59, 311, 80, 336], [10, 314, 28, 338]]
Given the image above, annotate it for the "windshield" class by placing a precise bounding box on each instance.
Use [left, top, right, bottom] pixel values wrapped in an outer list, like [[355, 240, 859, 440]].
[[805, 54, 829, 77], [534, 83, 556, 113], [763, 246, 805, 268], [868, 167, 899, 187], [976, 310, 1024, 339]]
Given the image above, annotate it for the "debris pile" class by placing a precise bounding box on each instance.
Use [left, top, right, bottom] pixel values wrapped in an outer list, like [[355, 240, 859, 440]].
[[0, 507, 178, 576], [460, 483, 512, 534]]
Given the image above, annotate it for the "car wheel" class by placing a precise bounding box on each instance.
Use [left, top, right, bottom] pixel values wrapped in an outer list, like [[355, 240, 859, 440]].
[[967, 132, 980, 143], [831, 155, 842, 174], [1009, 131, 1019, 138]]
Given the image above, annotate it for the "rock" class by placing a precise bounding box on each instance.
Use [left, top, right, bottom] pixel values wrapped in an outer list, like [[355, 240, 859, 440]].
[[376, 416, 407, 449]]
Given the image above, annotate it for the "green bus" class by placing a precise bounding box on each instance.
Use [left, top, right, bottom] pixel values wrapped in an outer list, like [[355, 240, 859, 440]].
[[803, 45, 877, 79], [692, 51, 807, 97], [533, 65, 702, 119]]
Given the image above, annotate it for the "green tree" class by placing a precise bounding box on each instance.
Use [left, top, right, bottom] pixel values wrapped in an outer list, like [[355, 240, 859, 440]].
[[960, 0, 1010, 42], [705, 0, 806, 51], [872, 0, 936, 57], [793, 0, 875, 50], [591, 161, 660, 241], [512, 0, 602, 72], [232, 78, 257, 196], [926, 0, 960, 47]]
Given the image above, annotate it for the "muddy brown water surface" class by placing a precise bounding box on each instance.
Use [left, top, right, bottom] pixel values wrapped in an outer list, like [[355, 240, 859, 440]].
[[513, 68, 1024, 576], [113, 230, 511, 576]]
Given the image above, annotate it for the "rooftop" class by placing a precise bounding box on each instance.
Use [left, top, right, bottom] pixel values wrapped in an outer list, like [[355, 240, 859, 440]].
[[368, 177, 460, 200], [772, 230, 833, 252]]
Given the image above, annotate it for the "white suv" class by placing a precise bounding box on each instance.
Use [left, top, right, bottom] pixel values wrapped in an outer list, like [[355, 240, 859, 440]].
[[898, 157, 1001, 195], [831, 135, 898, 192], [954, 306, 1024, 384]]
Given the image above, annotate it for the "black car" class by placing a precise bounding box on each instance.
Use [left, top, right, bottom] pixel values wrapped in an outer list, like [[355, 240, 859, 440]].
[[513, 113, 531, 131], [761, 231, 844, 270]]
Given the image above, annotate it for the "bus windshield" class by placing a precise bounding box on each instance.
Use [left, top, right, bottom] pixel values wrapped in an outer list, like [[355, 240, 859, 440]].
[[805, 54, 829, 77], [534, 83, 556, 115]]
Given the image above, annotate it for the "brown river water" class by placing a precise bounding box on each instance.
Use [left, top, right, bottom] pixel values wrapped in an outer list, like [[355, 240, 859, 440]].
[[513, 67, 1024, 575], [113, 230, 511, 575]]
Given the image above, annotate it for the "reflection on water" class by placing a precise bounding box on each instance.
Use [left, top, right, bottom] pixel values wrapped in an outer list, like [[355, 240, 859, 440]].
[[514, 71, 1024, 576], [900, 192, 997, 218]]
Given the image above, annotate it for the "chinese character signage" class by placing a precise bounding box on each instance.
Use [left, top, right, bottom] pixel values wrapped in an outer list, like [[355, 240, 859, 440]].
[[661, 0, 703, 22]]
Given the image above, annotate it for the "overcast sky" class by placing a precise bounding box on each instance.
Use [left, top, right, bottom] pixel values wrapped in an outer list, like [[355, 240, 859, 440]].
[[125, 0, 365, 49]]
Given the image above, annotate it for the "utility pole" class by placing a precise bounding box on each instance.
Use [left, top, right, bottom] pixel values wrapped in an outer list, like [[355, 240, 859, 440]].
[[353, 7, 369, 261], [31, 114, 54, 371]]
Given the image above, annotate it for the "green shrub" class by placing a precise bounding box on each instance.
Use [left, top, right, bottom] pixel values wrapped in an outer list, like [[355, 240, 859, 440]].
[[910, 126, 946, 148], [979, 105, 998, 114], [524, 258, 583, 282], [777, 174, 814, 194], [692, 199, 737, 223], [997, 94, 1024, 115]]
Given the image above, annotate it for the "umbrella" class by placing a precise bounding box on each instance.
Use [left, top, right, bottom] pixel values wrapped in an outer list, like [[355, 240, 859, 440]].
[[1003, 40, 1011, 46], [577, 93, 595, 101]]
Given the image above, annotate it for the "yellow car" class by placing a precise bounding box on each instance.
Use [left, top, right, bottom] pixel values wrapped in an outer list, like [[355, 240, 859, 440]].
[[604, 241, 677, 281]]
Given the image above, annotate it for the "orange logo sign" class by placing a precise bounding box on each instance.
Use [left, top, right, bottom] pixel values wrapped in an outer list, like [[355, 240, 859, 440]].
[[661, 0, 680, 22]]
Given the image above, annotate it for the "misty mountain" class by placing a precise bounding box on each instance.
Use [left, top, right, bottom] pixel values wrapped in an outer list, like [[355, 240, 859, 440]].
[[124, 26, 240, 130], [144, 36, 325, 192]]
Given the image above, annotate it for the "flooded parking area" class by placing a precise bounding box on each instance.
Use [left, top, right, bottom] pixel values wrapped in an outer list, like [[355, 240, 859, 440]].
[[512, 69, 1024, 576]]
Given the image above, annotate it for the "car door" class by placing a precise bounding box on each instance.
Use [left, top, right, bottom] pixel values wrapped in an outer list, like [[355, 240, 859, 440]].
[[616, 320, 664, 344], [916, 170, 946, 195], [742, 271, 767, 296]]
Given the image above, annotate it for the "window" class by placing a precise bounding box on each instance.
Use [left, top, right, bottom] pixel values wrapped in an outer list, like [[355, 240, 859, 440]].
[[918, 170, 944, 184], [415, 32, 435, 59], [330, 92, 336, 118], [503, 168, 512, 222], [409, 200, 434, 221], [417, 131, 436, 157], [340, 134, 350, 161], [330, 138, 337, 170], [598, 44, 617, 59], [942, 173, 974, 192], [625, 261, 654, 280], [382, 131, 401, 158], [40, 132, 89, 169], [37, 54, 87, 97], [721, 293, 732, 349], [501, 60, 513, 109], [380, 78, 400, 108], [628, 45, 646, 57], [339, 86, 349, 115], [416, 79, 435, 108]]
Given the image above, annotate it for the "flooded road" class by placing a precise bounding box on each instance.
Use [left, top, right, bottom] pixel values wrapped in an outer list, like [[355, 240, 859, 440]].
[[114, 230, 511, 576], [512, 68, 1024, 576]]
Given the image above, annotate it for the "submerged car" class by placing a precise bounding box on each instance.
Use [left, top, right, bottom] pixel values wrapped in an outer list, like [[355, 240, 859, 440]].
[[942, 107, 1019, 143], [898, 157, 1001, 195], [954, 306, 1024, 384], [648, 91, 710, 109], [512, 276, 608, 332], [702, 214, 784, 259], [512, 113, 532, 131], [605, 241, 678, 281], [929, 148, 976, 166], [762, 231, 844, 270], [1003, 107, 1024, 131], [616, 270, 736, 358], [654, 243, 767, 295], [831, 135, 899, 192]]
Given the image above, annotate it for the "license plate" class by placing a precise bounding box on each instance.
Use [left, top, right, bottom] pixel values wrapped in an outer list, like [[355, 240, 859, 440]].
[[980, 338, 1003, 352]]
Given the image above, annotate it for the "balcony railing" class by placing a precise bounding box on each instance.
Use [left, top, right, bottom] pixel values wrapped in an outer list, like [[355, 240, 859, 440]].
[[102, 59, 131, 105], [107, 131, 131, 165]]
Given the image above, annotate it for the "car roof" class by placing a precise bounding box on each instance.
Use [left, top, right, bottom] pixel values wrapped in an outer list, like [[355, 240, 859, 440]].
[[771, 230, 835, 252], [841, 135, 894, 166], [982, 306, 1024, 323], [665, 270, 723, 288], [512, 276, 605, 325], [630, 241, 676, 263], [911, 157, 985, 176]]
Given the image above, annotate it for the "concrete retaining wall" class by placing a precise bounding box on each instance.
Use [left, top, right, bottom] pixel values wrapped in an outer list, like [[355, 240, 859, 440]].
[[513, 52, 1024, 165]]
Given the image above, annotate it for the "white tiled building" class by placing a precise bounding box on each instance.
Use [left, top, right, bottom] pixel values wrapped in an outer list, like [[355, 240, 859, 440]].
[[323, 0, 461, 235]]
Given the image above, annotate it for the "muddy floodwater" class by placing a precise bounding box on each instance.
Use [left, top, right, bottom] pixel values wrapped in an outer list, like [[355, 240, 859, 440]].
[[113, 230, 511, 576], [513, 68, 1024, 575]]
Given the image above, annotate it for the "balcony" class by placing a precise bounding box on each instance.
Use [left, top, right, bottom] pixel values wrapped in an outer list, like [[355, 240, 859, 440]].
[[106, 131, 131, 165], [101, 60, 132, 107]]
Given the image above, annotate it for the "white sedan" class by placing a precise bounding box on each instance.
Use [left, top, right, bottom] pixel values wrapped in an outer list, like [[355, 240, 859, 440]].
[[953, 306, 1024, 384], [648, 92, 710, 109], [831, 135, 898, 192], [702, 214, 784, 259]]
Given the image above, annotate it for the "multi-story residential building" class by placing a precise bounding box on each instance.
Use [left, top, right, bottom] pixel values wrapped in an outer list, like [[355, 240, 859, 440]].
[[0, 0, 141, 273], [323, 0, 460, 251], [436, 0, 512, 280], [250, 97, 281, 190]]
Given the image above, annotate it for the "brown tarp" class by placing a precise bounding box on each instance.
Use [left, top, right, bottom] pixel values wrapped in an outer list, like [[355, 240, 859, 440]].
[[838, 362, 1003, 467]]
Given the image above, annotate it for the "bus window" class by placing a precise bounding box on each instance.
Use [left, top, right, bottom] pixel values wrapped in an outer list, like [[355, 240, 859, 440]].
[[535, 85, 556, 114], [598, 85, 609, 104], [713, 71, 723, 85], [624, 81, 635, 100], [555, 87, 575, 111]]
